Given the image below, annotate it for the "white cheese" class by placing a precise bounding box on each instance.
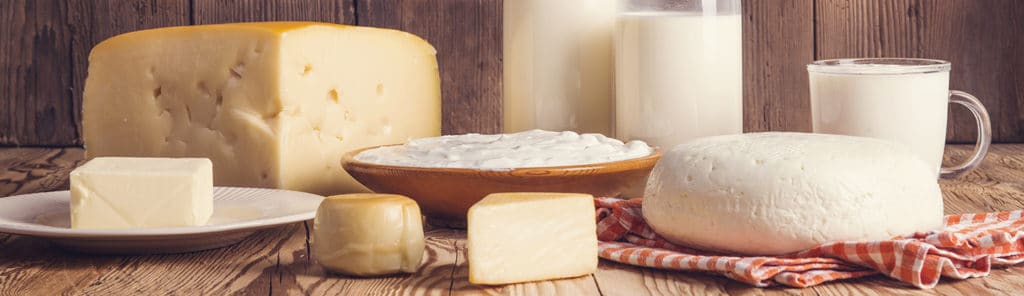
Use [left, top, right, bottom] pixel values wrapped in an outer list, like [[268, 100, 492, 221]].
[[643, 132, 944, 255], [312, 194, 425, 276], [355, 129, 653, 169], [467, 192, 598, 285], [83, 22, 441, 195], [70, 157, 213, 229]]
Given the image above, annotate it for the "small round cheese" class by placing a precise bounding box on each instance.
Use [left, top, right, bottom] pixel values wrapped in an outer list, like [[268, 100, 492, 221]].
[[313, 194, 425, 276], [642, 132, 944, 255]]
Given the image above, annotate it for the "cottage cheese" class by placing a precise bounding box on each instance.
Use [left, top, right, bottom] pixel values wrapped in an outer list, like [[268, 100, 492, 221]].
[[354, 130, 653, 169]]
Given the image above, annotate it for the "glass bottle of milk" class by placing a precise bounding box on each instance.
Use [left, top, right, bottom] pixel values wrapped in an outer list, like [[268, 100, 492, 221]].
[[503, 0, 616, 135], [615, 0, 742, 149]]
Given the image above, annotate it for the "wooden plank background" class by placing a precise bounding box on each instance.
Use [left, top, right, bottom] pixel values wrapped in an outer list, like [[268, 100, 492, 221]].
[[1, 0, 1022, 146]]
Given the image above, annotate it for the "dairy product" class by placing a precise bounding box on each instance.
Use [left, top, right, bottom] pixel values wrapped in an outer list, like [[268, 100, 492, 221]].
[[642, 132, 944, 255], [83, 22, 441, 196], [70, 157, 213, 229], [615, 13, 743, 149], [312, 194, 425, 276], [809, 69, 950, 174], [504, 0, 616, 135], [467, 192, 598, 285], [354, 130, 653, 169]]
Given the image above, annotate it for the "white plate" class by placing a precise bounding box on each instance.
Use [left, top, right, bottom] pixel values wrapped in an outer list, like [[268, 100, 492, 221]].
[[0, 187, 323, 254]]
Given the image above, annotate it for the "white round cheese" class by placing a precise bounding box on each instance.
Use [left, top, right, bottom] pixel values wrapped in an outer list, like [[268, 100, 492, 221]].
[[642, 132, 944, 255]]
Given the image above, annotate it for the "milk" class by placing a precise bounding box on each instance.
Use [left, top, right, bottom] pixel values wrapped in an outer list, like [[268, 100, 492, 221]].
[[503, 0, 616, 135], [809, 71, 951, 173], [614, 13, 743, 150]]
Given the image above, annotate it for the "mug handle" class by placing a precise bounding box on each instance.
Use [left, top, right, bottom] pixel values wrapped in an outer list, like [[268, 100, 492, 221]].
[[941, 90, 992, 179]]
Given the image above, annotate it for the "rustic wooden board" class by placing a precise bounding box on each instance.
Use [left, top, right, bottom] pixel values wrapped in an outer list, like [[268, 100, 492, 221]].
[[0, 0, 76, 146], [742, 0, 815, 133], [357, 0, 503, 135], [1, 145, 1023, 294], [4, 0, 1024, 146], [815, 0, 1024, 143], [192, 0, 354, 24]]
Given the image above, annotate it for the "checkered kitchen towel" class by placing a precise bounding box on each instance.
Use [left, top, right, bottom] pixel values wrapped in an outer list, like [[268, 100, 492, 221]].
[[595, 197, 1024, 288]]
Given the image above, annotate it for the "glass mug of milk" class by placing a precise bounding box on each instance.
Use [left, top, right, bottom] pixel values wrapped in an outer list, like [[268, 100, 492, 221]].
[[614, 0, 743, 150], [808, 58, 992, 178]]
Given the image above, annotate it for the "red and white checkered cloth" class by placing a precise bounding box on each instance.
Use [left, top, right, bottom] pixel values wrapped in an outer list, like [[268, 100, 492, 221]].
[[595, 197, 1024, 288]]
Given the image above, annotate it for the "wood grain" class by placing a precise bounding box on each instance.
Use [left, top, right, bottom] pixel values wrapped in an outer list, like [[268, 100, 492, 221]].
[[815, 0, 1024, 143], [2, 145, 1024, 295], [357, 0, 503, 135], [192, 0, 354, 25], [741, 0, 815, 133], [0, 0, 76, 146], [0, 148, 83, 196]]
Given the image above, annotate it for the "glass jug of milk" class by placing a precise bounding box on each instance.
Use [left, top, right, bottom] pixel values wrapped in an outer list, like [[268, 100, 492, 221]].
[[503, 0, 616, 135], [615, 0, 743, 149]]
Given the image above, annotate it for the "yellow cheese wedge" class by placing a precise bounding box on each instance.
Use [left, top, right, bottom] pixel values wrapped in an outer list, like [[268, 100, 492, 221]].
[[70, 157, 213, 229], [312, 194, 425, 276], [83, 22, 441, 195], [467, 192, 599, 285]]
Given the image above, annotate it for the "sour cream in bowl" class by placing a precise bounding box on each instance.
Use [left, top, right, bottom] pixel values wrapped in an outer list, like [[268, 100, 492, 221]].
[[342, 130, 660, 227]]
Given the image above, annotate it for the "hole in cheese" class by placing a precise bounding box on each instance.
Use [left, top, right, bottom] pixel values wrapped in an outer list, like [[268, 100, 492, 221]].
[[328, 89, 340, 103], [153, 87, 162, 98], [230, 63, 245, 79], [303, 64, 313, 76], [376, 83, 384, 96]]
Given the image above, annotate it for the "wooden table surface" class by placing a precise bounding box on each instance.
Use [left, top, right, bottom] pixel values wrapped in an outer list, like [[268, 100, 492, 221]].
[[1, 145, 1022, 295]]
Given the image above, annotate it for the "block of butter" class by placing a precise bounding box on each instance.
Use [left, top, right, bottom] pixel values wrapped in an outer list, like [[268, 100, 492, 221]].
[[313, 194, 425, 276], [83, 22, 441, 195], [70, 157, 213, 229], [467, 193, 598, 285]]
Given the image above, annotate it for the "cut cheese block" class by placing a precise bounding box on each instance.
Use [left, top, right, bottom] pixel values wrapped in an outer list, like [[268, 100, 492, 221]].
[[643, 132, 944, 255], [312, 194, 425, 276], [467, 193, 598, 285], [70, 157, 213, 229], [83, 22, 441, 195]]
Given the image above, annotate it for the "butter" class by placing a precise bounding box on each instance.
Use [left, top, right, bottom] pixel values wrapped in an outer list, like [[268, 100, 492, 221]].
[[467, 192, 598, 285], [313, 194, 425, 276], [70, 157, 213, 229]]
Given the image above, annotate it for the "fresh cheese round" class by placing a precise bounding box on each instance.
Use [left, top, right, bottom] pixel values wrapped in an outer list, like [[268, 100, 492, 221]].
[[642, 132, 944, 255]]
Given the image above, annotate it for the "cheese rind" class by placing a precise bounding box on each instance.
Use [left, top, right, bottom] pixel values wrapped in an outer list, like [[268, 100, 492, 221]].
[[643, 132, 944, 255], [83, 22, 441, 195], [467, 193, 598, 285], [312, 194, 425, 276], [70, 157, 213, 229]]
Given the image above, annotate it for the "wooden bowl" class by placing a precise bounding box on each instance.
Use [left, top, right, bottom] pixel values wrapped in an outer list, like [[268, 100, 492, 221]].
[[342, 146, 662, 227]]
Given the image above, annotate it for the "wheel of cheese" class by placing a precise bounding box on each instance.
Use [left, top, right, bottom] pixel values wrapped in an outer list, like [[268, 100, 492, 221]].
[[642, 132, 944, 255]]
